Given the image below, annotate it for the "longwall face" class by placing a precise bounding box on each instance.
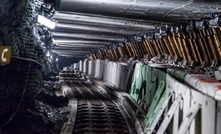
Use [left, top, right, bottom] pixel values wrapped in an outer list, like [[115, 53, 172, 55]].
[[1, 0, 221, 134]]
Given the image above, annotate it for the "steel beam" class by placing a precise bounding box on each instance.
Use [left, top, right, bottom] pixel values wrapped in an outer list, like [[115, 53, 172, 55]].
[[52, 44, 102, 48], [54, 50, 91, 53], [53, 39, 113, 45], [55, 23, 139, 35], [53, 12, 155, 30], [53, 32, 123, 42]]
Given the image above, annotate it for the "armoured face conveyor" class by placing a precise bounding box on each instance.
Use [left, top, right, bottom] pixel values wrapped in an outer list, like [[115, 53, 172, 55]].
[[1, 0, 221, 134]]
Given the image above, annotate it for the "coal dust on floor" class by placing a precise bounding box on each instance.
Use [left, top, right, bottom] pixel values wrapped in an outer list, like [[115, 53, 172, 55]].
[[0, 81, 69, 134]]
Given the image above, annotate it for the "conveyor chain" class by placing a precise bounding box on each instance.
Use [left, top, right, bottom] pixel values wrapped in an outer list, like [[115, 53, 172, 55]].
[[66, 81, 132, 134]]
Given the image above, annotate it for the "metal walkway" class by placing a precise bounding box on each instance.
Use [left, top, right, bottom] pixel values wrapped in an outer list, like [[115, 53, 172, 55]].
[[61, 77, 137, 134]]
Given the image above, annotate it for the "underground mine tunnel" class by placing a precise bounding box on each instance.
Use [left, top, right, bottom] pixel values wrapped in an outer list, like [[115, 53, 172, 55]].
[[1, 0, 221, 134]]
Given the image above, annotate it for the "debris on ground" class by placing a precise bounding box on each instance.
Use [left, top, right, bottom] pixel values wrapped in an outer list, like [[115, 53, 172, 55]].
[[0, 81, 69, 134]]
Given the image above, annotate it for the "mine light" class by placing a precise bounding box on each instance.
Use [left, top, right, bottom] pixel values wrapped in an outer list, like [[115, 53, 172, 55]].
[[38, 15, 56, 29]]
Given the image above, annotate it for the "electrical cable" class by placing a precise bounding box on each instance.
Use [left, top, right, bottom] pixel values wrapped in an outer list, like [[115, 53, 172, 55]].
[[163, 0, 194, 17], [0, 30, 6, 45], [12, 56, 43, 68], [0, 61, 32, 128]]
